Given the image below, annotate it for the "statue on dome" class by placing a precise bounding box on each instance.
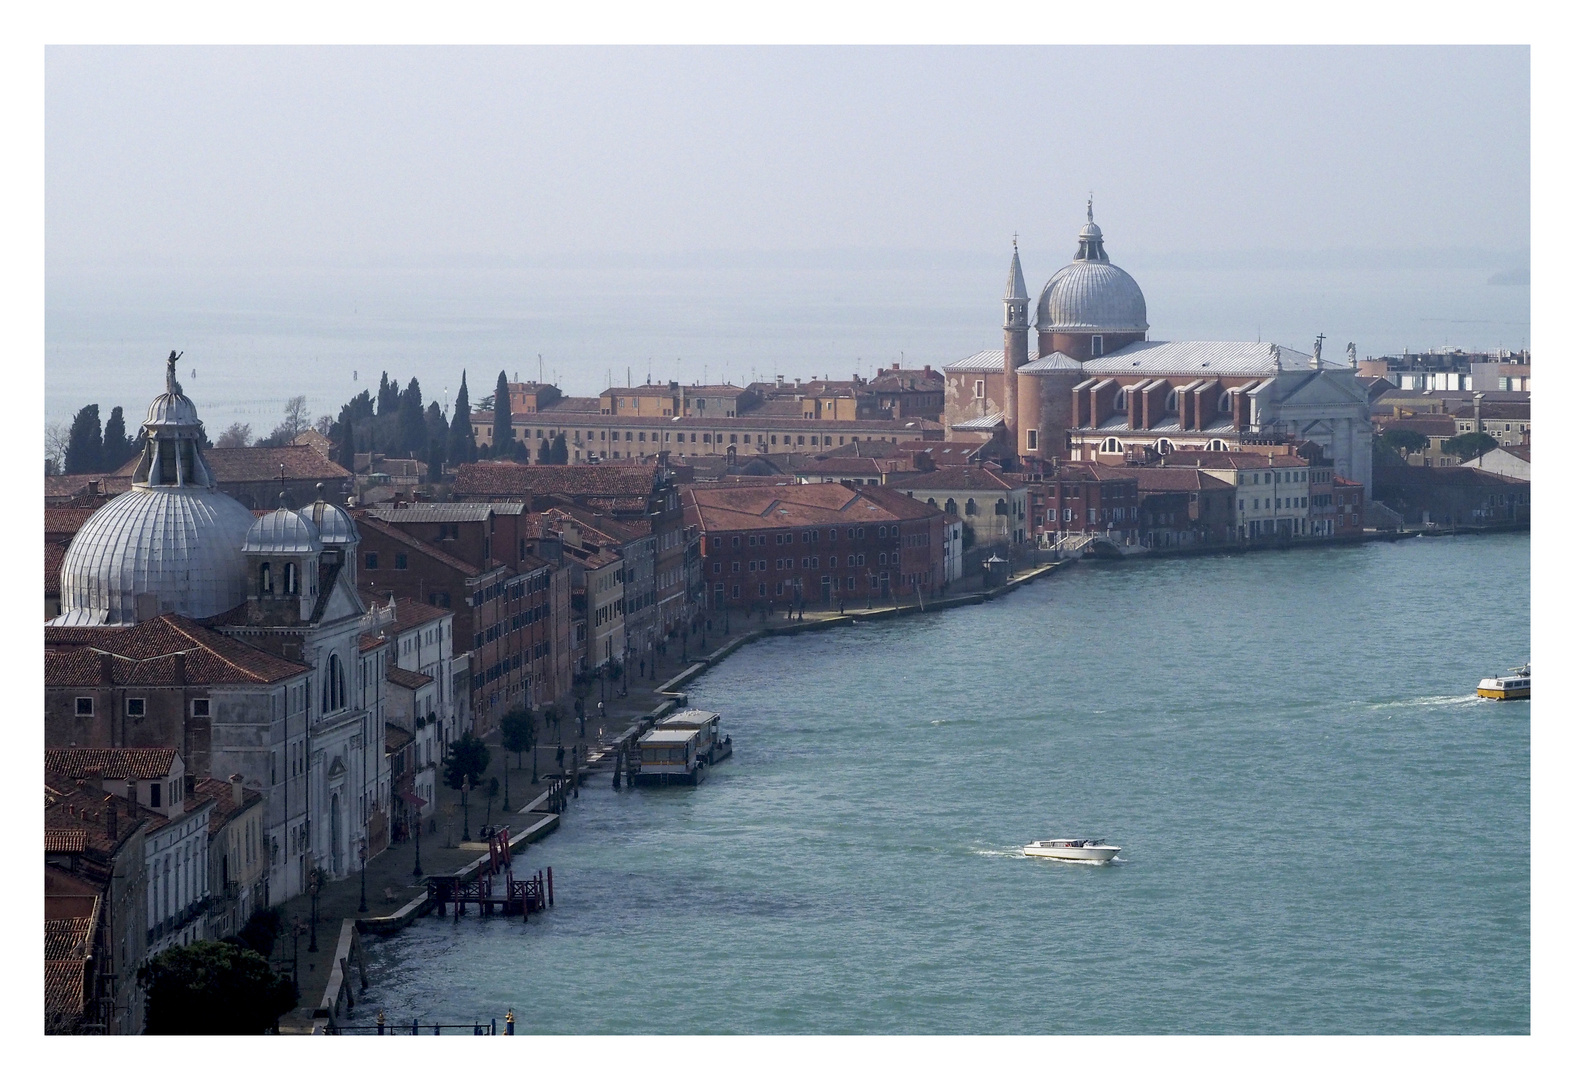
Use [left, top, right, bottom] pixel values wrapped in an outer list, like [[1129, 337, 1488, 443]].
[[1347, 342, 1357, 366]]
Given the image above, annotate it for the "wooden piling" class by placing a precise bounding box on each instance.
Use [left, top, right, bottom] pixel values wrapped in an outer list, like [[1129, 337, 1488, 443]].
[[546, 866, 554, 906]]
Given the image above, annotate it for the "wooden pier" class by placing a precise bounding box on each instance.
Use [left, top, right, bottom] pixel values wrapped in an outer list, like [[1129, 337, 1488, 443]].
[[424, 825, 554, 921]]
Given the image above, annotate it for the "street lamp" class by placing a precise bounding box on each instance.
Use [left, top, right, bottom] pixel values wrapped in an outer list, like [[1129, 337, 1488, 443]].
[[358, 839, 368, 913], [308, 868, 320, 952], [461, 776, 472, 843], [291, 916, 303, 994], [413, 808, 423, 876]]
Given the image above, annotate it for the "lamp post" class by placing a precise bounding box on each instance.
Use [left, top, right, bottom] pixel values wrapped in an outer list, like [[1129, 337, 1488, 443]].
[[461, 776, 472, 843], [413, 808, 423, 876], [291, 916, 303, 994], [358, 838, 368, 913], [307, 868, 320, 952]]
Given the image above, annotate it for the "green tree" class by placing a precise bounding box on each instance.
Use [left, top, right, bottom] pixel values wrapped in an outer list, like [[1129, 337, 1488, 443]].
[[1442, 431, 1499, 461], [399, 378, 427, 456], [102, 406, 134, 469], [551, 432, 568, 464], [447, 371, 477, 466], [64, 404, 103, 474], [538, 438, 551, 464], [1379, 428, 1430, 457], [493, 370, 514, 459], [377, 372, 400, 416], [424, 401, 449, 463], [443, 732, 491, 792], [338, 415, 357, 471], [216, 421, 252, 449], [139, 940, 298, 1034], [235, 905, 284, 958], [501, 707, 535, 769]]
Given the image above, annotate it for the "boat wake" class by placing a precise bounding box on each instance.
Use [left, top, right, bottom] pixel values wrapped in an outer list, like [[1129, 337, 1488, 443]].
[[1365, 693, 1482, 710], [972, 847, 1030, 859]]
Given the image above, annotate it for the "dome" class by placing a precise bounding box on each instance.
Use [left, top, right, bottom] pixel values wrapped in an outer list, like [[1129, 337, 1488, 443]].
[[1036, 260, 1149, 333], [144, 390, 203, 430], [1036, 203, 1148, 333], [244, 507, 323, 554], [299, 487, 359, 545], [54, 487, 257, 625]]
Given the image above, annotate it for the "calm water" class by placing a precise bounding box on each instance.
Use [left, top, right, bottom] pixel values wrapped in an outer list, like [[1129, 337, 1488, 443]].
[[359, 533, 1529, 1034]]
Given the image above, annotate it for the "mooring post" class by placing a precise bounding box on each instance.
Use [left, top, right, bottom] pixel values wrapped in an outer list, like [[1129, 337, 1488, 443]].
[[412, 1017, 419, 1035], [505, 1010, 515, 1035], [547, 866, 554, 906], [377, 1011, 385, 1036]]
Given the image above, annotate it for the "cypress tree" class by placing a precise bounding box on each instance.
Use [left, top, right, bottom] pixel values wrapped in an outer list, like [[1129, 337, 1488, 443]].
[[551, 432, 568, 464], [399, 378, 426, 455], [64, 404, 104, 474], [102, 406, 132, 470], [377, 372, 402, 416], [493, 370, 514, 459], [339, 415, 357, 472], [425, 401, 449, 464], [538, 438, 551, 464], [448, 371, 476, 465]]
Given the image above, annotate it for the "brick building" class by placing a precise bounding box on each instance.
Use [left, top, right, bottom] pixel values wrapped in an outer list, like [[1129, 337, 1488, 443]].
[[684, 482, 947, 610]]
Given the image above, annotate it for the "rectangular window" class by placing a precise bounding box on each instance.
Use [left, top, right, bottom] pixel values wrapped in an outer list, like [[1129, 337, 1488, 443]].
[[150, 783, 162, 808], [192, 699, 210, 717], [974, 380, 985, 397], [75, 697, 93, 717], [395, 552, 408, 569], [365, 552, 379, 569], [126, 697, 146, 717], [1027, 429, 1038, 450]]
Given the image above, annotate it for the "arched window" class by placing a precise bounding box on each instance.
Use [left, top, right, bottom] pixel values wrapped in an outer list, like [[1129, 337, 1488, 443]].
[[995, 499, 1008, 516], [284, 562, 299, 595], [323, 653, 346, 714], [1205, 438, 1230, 452], [1099, 437, 1124, 455], [926, 498, 937, 508], [965, 499, 978, 516], [1155, 439, 1175, 456], [259, 562, 273, 595], [944, 498, 957, 515], [1218, 391, 1234, 415], [1113, 388, 1127, 412], [1165, 389, 1179, 413]]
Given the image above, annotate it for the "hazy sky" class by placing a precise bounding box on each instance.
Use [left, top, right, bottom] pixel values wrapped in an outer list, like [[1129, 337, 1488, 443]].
[[48, 45, 1528, 265]]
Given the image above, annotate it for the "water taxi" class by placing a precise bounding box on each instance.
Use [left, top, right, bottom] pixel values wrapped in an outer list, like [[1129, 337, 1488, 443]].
[[1022, 838, 1121, 863], [1477, 665, 1530, 700]]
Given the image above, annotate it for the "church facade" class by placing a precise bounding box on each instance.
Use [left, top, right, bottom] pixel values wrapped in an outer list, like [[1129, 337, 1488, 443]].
[[943, 205, 1373, 491]]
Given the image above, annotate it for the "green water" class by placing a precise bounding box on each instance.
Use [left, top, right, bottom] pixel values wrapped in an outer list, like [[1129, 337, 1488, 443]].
[[359, 532, 1530, 1033]]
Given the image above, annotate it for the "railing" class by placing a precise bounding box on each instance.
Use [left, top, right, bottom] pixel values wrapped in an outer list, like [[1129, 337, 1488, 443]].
[[329, 1015, 513, 1035]]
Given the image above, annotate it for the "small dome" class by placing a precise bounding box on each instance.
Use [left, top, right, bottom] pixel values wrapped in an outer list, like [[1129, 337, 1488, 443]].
[[1037, 261, 1149, 333], [244, 508, 323, 554], [144, 391, 203, 430], [54, 487, 257, 625], [1078, 220, 1103, 243], [299, 497, 359, 545]]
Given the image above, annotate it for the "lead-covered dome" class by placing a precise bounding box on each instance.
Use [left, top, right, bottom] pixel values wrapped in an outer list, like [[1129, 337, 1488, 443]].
[[299, 486, 359, 545], [245, 506, 323, 554], [1036, 203, 1149, 334], [55, 487, 257, 625], [52, 351, 257, 626]]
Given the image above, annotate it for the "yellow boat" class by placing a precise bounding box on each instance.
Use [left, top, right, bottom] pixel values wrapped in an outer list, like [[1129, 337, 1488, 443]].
[[1477, 664, 1530, 700]]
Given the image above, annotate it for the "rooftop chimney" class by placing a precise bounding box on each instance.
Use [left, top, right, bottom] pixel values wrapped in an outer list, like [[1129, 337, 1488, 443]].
[[230, 773, 245, 806], [125, 778, 138, 818], [87, 479, 101, 496], [104, 795, 117, 842], [81, 767, 103, 794]]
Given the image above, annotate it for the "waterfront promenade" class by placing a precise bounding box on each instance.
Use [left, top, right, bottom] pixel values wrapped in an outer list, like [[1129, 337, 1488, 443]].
[[273, 562, 1058, 1032]]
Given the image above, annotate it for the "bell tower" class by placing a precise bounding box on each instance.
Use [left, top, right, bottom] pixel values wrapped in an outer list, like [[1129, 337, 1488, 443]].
[[1003, 239, 1030, 457]]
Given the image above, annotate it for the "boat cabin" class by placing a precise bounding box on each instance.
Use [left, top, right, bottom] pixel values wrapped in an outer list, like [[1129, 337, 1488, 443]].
[[656, 709, 722, 759], [634, 728, 705, 785]]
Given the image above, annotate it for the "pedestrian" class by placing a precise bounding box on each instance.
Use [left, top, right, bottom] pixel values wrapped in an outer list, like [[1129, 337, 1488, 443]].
[[639, 659, 645, 678]]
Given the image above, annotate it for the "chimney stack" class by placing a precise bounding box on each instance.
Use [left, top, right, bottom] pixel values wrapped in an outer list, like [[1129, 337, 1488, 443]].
[[104, 795, 117, 842], [125, 778, 138, 818], [81, 767, 103, 794], [230, 773, 245, 806]]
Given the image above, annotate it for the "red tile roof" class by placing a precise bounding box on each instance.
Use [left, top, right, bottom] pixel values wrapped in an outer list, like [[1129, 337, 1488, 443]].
[[889, 466, 1022, 493], [43, 614, 308, 686], [45, 507, 98, 538], [684, 482, 941, 532], [191, 777, 263, 836], [454, 462, 660, 500], [45, 748, 178, 781], [111, 445, 351, 483], [386, 666, 434, 690]]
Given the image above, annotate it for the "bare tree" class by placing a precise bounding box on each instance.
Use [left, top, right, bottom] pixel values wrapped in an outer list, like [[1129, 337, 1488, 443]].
[[45, 422, 70, 472], [314, 414, 333, 436], [216, 422, 252, 449], [281, 396, 311, 441]]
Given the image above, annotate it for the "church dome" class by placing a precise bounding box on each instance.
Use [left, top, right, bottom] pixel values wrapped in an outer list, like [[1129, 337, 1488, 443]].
[[52, 351, 256, 626], [245, 507, 323, 554], [1036, 202, 1149, 334], [55, 487, 257, 625], [299, 486, 359, 546]]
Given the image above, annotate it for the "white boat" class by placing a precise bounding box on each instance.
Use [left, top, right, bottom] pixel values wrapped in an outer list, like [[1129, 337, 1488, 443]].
[[1022, 838, 1121, 863], [1477, 663, 1530, 700]]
